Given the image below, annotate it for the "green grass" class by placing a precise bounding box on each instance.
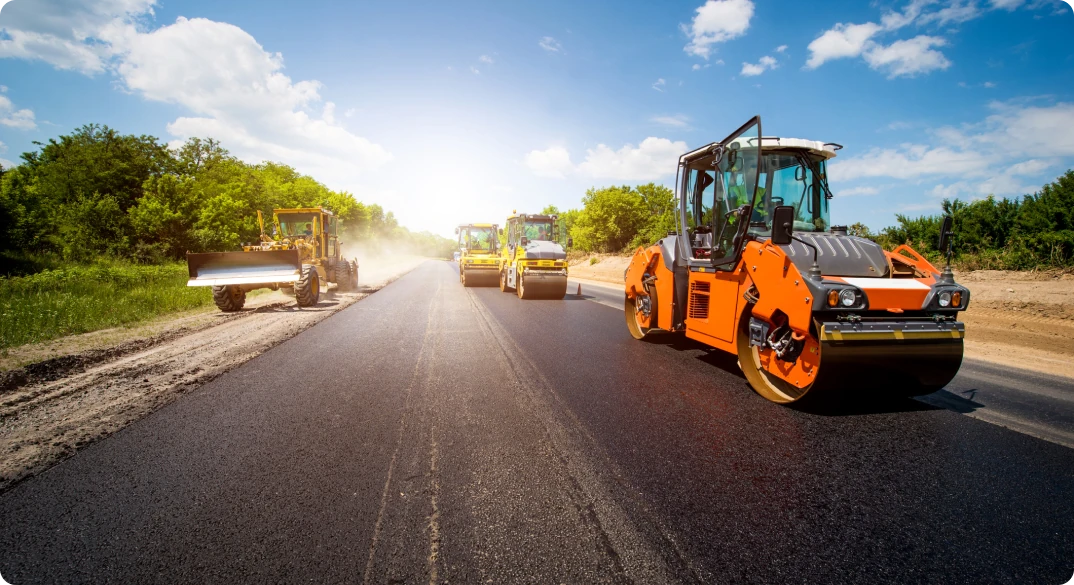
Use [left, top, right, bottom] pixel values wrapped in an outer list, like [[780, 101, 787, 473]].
[[0, 262, 213, 350]]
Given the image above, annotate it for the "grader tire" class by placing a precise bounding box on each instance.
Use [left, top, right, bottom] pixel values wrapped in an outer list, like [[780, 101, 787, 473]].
[[212, 285, 246, 312], [334, 261, 352, 291], [295, 266, 320, 307]]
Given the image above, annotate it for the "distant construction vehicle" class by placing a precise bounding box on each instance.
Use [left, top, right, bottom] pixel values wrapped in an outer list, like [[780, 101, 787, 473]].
[[186, 207, 359, 312], [498, 212, 571, 299], [455, 223, 500, 287], [624, 116, 969, 404]]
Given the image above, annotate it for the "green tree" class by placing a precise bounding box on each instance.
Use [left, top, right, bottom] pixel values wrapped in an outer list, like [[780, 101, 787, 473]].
[[570, 185, 648, 252]]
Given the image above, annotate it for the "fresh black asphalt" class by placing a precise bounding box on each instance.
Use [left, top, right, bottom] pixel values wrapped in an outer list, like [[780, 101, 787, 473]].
[[1, 260, 1072, 584]]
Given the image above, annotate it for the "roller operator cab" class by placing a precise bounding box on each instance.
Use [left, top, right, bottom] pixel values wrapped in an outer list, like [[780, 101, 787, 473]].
[[456, 223, 501, 287], [498, 212, 572, 300], [624, 116, 969, 404]]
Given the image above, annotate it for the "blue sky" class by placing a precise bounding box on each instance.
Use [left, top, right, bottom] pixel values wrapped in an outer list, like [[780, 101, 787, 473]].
[[1, 0, 1073, 236]]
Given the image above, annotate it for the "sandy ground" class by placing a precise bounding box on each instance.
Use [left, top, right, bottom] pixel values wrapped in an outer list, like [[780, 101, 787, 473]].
[[570, 254, 1074, 380], [0, 255, 429, 492]]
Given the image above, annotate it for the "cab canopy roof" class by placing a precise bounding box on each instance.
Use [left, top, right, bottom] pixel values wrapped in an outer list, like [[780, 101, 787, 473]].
[[274, 207, 334, 216], [507, 212, 557, 221], [458, 223, 498, 228], [681, 137, 841, 164]]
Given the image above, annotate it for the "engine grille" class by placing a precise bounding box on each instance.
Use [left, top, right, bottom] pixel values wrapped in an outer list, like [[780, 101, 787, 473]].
[[689, 281, 710, 320]]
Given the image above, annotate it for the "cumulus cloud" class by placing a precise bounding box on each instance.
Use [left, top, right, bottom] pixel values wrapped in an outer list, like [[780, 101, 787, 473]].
[[578, 138, 689, 181], [478, 54, 494, 64], [830, 100, 1074, 198], [525, 137, 688, 181], [0, 1, 391, 187], [0, 94, 36, 129], [863, 35, 950, 78], [805, 22, 882, 69], [740, 55, 777, 76], [538, 36, 563, 53], [775, 44, 788, 53], [524, 146, 573, 179], [0, 0, 155, 73], [682, 0, 754, 59]]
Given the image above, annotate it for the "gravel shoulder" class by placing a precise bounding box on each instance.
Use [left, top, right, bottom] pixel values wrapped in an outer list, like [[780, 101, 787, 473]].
[[570, 255, 1074, 380], [0, 256, 429, 492]]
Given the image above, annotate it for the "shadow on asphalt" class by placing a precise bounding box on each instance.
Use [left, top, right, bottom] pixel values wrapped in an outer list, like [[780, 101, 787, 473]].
[[915, 388, 986, 414], [641, 332, 944, 417]]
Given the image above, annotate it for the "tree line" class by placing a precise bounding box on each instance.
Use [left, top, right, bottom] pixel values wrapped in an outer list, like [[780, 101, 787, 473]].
[[0, 124, 455, 275], [549, 171, 1073, 270]]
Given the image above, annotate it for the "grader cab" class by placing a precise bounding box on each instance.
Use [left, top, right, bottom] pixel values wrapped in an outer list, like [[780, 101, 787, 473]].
[[624, 116, 969, 404], [186, 207, 359, 312]]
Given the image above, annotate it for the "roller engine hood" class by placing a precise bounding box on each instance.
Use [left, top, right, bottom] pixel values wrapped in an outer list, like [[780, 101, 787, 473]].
[[777, 233, 891, 278], [522, 240, 567, 260]]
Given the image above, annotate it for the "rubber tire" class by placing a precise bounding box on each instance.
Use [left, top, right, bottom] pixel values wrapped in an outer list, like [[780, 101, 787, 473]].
[[212, 285, 246, 312], [334, 260, 351, 291], [461, 268, 472, 287], [295, 265, 320, 307], [516, 272, 526, 299], [499, 267, 515, 293]]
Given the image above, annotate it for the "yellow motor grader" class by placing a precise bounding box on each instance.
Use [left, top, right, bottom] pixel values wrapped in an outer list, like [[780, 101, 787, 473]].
[[624, 116, 969, 404], [456, 223, 501, 287], [186, 207, 359, 311], [497, 212, 572, 299]]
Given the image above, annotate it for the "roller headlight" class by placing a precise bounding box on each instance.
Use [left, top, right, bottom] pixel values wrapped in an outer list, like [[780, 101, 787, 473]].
[[938, 291, 952, 307], [839, 289, 857, 307]]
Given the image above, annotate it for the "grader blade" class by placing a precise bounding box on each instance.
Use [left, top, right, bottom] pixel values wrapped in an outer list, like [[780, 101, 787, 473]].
[[186, 249, 302, 287]]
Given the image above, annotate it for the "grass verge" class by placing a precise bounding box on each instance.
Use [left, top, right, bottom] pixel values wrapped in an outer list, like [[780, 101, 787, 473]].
[[0, 262, 213, 350]]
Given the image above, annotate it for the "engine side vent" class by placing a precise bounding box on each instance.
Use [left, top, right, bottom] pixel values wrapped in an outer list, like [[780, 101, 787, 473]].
[[689, 281, 710, 320]]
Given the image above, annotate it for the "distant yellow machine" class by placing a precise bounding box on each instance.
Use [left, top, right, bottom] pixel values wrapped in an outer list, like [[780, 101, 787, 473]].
[[456, 223, 500, 287], [186, 207, 358, 311], [497, 212, 571, 299]]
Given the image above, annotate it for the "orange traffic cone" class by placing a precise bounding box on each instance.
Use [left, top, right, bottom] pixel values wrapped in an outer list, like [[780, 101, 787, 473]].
[[576, 283, 582, 296]]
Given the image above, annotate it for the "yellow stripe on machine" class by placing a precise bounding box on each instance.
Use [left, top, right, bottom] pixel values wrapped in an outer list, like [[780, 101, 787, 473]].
[[821, 322, 965, 342]]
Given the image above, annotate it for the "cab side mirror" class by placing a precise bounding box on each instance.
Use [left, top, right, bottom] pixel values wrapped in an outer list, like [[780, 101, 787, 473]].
[[454, 227, 459, 235], [938, 215, 952, 255], [770, 205, 794, 245], [520, 236, 529, 246], [567, 236, 574, 248], [499, 228, 504, 236]]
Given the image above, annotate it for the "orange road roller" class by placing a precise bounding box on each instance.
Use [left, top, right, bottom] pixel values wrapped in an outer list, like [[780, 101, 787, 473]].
[[624, 116, 969, 404]]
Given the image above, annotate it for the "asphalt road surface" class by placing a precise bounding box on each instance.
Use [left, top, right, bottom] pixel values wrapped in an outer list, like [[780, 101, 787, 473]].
[[2, 260, 1072, 584]]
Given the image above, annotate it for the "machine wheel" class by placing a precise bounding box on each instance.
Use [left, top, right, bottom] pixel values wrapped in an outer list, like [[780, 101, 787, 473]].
[[212, 285, 246, 312], [295, 265, 320, 307], [735, 314, 813, 404], [625, 287, 658, 340], [499, 268, 515, 293], [334, 260, 351, 291], [461, 269, 473, 287]]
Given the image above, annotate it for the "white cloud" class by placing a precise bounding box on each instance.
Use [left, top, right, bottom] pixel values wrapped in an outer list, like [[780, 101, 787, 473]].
[[775, 44, 788, 53], [652, 78, 666, 92], [740, 55, 777, 76], [524, 146, 573, 179], [0, 94, 36, 129], [478, 54, 494, 64], [525, 137, 688, 181], [830, 100, 1074, 198], [0, 0, 156, 73], [991, 0, 1026, 9], [805, 22, 882, 69], [863, 35, 951, 78], [683, 0, 754, 59], [344, 108, 357, 118], [838, 186, 880, 197], [651, 114, 690, 128], [538, 36, 563, 53], [577, 137, 688, 181], [470, 65, 480, 75], [879, 0, 934, 30], [0, 5, 392, 186], [0, 85, 7, 92], [983, 81, 996, 88], [918, 1, 982, 25]]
